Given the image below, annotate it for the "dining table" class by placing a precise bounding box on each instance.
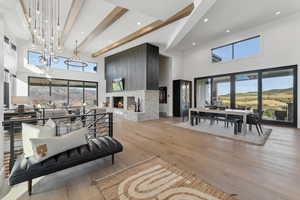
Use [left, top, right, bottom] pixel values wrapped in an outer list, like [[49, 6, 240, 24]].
[[189, 107, 254, 134]]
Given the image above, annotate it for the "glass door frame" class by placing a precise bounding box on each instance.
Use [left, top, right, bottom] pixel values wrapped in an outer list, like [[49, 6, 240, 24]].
[[194, 65, 298, 127], [28, 76, 99, 106]]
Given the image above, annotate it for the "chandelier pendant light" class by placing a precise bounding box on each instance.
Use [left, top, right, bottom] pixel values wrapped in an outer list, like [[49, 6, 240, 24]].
[[64, 40, 88, 68], [27, 0, 62, 66]]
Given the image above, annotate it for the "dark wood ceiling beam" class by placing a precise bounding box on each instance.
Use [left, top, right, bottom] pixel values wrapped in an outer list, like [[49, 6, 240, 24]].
[[77, 6, 128, 52], [92, 3, 194, 57]]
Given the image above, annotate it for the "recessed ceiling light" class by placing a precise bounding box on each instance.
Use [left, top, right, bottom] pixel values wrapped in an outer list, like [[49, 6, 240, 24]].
[[137, 22, 141, 26], [204, 18, 208, 23], [81, 31, 84, 34], [226, 29, 231, 33], [192, 42, 196, 46], [275, 11, 281, 15]]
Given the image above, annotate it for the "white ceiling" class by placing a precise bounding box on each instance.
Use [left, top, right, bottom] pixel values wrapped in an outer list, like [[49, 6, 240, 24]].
[[65, 0, 115, 50], [103, 0, 193, 20], [177, 0, 300, 50], [4, 0, 300, 57], [65, 0, 191, 55], [0, 0, 30, 40]]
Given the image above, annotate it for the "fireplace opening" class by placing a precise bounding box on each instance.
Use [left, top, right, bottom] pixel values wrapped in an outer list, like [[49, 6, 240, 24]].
[[113, 97, 124, 109]]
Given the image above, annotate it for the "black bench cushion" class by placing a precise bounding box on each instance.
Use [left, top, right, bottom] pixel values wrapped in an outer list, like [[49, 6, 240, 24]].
[[9, 136, 123, 186]]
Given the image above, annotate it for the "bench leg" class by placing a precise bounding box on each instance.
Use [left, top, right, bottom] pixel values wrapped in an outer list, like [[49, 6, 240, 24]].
[[112, 154, 115, 165], [28, 179, 32, 196]]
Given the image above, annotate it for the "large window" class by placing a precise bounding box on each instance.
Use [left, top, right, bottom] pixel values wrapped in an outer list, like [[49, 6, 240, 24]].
[[28, 51, 97, 73], [212, 36, 260, 63], [262, 69, 294, 122], [29, 78, 51, 105], [195, 66, 297, 126], [28, 77, 98, 107], [235, 73, 258, 110], [4, 70, 10, 108], [195, 78, 211, 107], [212, 76, 231, 107], [84, 82, 98, 106], [69, 81, 84, 106], [51, 79, 68, 106]]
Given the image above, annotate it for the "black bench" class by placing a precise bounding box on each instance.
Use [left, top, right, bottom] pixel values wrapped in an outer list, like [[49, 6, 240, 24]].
[[9, 136, 123, 195], [7, 112, 122, 196]]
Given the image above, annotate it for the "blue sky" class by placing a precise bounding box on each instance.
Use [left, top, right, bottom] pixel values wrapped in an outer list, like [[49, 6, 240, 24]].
[[213, 37, 260, 61], [28, 51, 97, 72], [213, 37, 293, 95]]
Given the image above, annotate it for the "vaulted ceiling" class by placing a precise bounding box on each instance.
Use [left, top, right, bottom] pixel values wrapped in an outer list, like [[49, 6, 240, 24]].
[[178, 0, 300, 50], [2, 0, 300, 57], [16, 0, 194, 57]]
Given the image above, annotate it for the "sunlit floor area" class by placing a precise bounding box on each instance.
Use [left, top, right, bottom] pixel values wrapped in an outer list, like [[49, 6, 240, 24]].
[[3, 118, 300, 200]]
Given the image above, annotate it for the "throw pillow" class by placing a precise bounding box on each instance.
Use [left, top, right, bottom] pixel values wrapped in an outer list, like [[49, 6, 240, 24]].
[[29, 127, 88, 163], [22, 123, 41, 158], [22, 119, 56, 158], [39, 119, 56, 137]]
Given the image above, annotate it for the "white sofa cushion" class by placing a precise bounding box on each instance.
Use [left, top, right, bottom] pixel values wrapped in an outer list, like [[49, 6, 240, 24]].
[[29, 128, 88, 163], [22, 119, 56, 158]]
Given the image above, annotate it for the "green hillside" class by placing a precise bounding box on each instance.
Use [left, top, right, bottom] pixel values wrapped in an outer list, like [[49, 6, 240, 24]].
[[218, 88, 293, 119]]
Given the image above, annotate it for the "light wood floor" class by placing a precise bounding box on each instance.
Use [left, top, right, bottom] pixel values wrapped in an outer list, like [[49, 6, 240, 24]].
[[6, 118, 300, 200]]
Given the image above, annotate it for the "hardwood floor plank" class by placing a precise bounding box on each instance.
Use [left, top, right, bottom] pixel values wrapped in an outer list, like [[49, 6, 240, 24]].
[[6, 118, 300, 200]]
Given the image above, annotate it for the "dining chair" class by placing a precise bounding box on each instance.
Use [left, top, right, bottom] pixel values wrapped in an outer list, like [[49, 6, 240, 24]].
[[247, 114, 264, 136]]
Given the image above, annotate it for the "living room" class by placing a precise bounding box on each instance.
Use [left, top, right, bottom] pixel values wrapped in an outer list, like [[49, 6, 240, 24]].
[[1, 0, 300, 200]]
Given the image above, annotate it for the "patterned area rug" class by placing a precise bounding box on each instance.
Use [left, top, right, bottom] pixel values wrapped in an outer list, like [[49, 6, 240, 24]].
[[174, 121, 272, 146], [94, 157, 238, 200]]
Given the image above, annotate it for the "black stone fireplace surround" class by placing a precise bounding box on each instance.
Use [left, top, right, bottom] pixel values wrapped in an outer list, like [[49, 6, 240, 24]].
[[113, 97, 124, 109]]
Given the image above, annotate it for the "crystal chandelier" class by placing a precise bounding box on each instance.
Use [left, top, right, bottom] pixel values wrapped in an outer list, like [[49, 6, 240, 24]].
[[64, 40, 88, 68], [27, 0, 62, 65]]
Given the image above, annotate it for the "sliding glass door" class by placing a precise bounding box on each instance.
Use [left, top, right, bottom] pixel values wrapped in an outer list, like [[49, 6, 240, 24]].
[[235, 73, 258, 110], [262, 69, 294, 123], [195, 78, 211, 107], [194, 66, 297, 126], [69, 81, 84, 106], [212, 76, 231, 107], [84, 82, 98, 106], [29, 78, 51, 105], [28, 77, 98, 106]]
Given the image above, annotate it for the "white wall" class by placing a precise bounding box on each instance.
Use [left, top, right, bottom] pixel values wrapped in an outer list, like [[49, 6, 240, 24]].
[[159, 55, 172, 116], [159, 50, 185, 116], [0, 16, 5, 189], [16, 40, 106, 104], [182, 12, 300, 127]]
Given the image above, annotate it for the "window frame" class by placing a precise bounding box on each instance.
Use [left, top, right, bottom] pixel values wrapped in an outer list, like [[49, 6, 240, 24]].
[[28, 77, 98, 106], [194, 65, 298, 127], [211, 35, 260, 63], [27, 50, 98, 73]]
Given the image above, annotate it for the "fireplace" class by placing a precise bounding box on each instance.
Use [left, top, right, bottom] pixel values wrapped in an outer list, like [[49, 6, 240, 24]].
[[105, 90, 159, 121], [113, 97, 124, 109]]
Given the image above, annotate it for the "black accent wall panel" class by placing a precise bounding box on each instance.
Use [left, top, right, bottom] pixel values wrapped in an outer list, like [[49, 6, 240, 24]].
[[105, 43, 159, 92], [146, 44, 159, 90]]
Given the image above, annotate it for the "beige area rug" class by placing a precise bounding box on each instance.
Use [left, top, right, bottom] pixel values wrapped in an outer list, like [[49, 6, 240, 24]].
[[174, 121, 271, 146], [94, 157, 238, 200]]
